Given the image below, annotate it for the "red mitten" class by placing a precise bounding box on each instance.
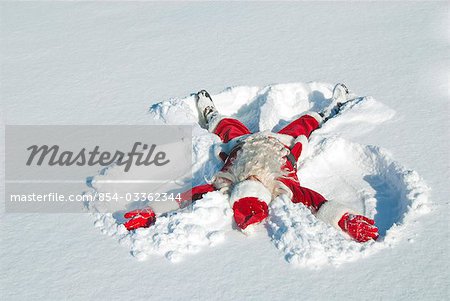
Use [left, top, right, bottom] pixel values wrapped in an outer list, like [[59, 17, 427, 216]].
[[338, 213, 379, 242], [178, 184, 216, 208], [232, 197, 269, 230], [123, 208, 156, 231]]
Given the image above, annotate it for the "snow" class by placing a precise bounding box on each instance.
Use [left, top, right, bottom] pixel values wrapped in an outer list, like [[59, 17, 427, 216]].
[[93, 191, 231, 263], [1, 2, 448, 300]]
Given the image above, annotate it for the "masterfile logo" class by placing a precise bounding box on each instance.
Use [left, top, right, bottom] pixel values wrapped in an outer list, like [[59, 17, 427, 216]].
[[25, 142, 170, 172], [4, 125, 192, 213]]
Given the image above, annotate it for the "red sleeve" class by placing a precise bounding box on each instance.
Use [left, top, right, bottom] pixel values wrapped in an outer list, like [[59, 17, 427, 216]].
[[293, 186, 327, 212], [277, 114, 322, 139], [279, 177, 327, 212], [178, 183, 216, 208]]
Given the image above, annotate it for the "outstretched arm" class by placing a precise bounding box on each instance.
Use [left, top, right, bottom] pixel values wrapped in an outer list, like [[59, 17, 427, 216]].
[[178, 183, 216, 208], [122, 183, 216, 231], [284, 181, 379, 242]]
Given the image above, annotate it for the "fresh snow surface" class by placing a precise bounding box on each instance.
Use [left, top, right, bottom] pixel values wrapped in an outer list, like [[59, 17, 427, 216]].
[[90, 83, 430, 267], [1, 2, 448, 300]]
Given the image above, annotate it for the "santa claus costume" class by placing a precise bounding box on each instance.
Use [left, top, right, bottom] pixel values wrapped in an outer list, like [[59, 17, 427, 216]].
[[124, 85, 379, 243]]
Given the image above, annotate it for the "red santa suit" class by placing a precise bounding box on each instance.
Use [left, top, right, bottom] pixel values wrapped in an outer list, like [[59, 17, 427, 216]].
[[183, 112, 359, 230], [124, 112, 379, 242]]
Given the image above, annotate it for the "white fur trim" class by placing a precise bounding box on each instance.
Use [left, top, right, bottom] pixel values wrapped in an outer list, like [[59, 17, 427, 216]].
[[305, 111, 323, 126], [294, 134, 308, 146], [240, 223, 259, 235], [229, 180, 272, 206], [208, 114, 226, 132], [294, 135, 308, 161], [315, 201, 359, 229]]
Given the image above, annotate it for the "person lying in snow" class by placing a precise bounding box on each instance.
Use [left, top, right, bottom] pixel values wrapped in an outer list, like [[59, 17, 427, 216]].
[[123, 84, 379, 243]]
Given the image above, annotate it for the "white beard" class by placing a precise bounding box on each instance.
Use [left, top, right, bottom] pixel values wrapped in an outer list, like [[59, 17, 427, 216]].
[[214, 133, 291, 196]]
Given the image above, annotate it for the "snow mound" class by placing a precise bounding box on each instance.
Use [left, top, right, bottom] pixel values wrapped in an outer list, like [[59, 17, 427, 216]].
[[92, 191, 232, 262], [89, 82, 429, 266], [268, 137, 430, 268]]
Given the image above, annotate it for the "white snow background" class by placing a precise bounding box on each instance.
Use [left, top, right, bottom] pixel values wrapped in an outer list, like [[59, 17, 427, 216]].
[[1, 2, 448, 300]]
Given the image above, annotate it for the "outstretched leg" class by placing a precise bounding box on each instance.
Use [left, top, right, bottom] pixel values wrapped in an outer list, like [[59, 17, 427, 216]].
[[280, 176, 379, 242], [213, 118, 251, 143], [196, 90, 251, 143], [277, 83, 352, 139], [277, 112, 323, 139]]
